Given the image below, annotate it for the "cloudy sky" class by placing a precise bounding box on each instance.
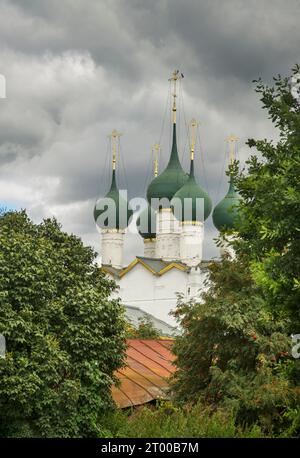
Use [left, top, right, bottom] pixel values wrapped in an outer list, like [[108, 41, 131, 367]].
[[0, 0, 299, 262]]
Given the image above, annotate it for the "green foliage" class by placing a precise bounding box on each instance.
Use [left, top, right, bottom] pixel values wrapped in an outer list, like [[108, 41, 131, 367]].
[[171, 66, 300, 436], [0, 210, 127, 437], [98, 401, 266, 438], [126, 316, 160, 339], [235, 64, 300, 329], [171, 257, 299, 434]]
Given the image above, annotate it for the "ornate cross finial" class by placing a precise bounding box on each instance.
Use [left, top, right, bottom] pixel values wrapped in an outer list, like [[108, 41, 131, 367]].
[[190, 119, 199, 161], [226, 134, 238, 165], [168, 70, 184, 124], [108, 129, 122, 170], [152, 143, 161, 177]]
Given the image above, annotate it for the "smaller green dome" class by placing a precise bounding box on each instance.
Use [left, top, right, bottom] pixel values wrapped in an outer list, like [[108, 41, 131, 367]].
[[212, 175, 241, 231], [136, 204, 156, 239], [171, 160, 212, 222], [147, 124, 188, 205], [94, 170, 133, 230]]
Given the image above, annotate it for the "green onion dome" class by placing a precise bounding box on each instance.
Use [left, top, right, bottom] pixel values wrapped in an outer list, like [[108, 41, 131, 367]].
[[146, 124, 188, 206], [136, 204, 156, 239], [212, 175, 241, 231], [171, 159, 212, 222], [94, 169, 133, 230]]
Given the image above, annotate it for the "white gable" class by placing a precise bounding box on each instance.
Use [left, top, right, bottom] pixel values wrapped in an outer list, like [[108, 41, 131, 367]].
[[114, 260, 208, 327]]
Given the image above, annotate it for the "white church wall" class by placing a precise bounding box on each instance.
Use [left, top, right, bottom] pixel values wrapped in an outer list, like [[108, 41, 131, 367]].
[[152, 269, 188, 325], [180, 223, 204, 266], [117, 264, 156, 307], [116, 265, 184, 326], [115, 264, 208, 327], [109, 260, 211, 329], [156, 210, 181, 261], [143, 239, 156, 257], [101, 229, 125, 269]]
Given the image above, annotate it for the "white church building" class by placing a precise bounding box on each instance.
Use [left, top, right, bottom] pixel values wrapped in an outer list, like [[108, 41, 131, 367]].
[[102, 257, 210, 328], [94, 71, 240, 332]]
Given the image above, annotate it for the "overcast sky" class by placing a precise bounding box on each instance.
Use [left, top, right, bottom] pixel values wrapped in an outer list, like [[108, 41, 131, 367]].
[[0, 0, 299, 263]]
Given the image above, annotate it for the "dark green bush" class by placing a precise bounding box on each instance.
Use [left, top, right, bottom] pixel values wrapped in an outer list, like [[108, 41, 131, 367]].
[[99, 401, 266, 438]]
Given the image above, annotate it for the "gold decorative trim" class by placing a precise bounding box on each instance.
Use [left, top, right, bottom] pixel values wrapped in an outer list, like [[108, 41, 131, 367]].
[[159, 208, 172, 213], [137, 258, 157, 275], [101, 266, 116, 278], [118, 257, 188, 278], [119, 258, 139, 278], [101, 228, 125, 234], [144, 238, 156, 243], [181, 221, 203, 226], [158, 262, 187, 275], [119, 257, 157, 278]]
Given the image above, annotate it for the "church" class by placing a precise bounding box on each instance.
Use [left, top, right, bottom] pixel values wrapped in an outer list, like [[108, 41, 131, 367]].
[[94, 71, 241, 331]]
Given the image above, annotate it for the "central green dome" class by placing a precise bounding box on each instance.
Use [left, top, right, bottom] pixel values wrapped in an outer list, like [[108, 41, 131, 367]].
[[212, 175, 241, 231], [171, 160, 212, 222], [147, 124, 188, 205], [94, 169, 132, 230]]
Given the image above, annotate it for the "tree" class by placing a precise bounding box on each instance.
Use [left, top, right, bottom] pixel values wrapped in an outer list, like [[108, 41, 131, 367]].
[[172, 257, 298, 433], [0, 211, 126, 437], [126, 316, 160, 339], [235, 64, 300, 330], [171, 66, 300, 434]]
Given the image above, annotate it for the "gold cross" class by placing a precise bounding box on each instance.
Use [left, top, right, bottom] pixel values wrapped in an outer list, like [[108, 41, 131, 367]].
[[168, 70, 183, 124], [190, 119, 199, 161], [108, 129, 123, 170], [152, 143, 160, 177], [226, 134, 238, 165]]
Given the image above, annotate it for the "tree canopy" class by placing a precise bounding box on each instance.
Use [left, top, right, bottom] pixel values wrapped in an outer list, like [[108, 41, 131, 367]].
[[236, 64, 300, 329], [172, 66, 300, 435], [0, 211, 126, 437]]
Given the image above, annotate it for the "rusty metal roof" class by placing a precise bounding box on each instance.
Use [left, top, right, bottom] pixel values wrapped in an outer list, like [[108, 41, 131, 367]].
[[112, 339, 176, 408]]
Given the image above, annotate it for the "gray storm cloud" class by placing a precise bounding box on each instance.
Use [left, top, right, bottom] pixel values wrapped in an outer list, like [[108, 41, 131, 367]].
[[0, 0, 299, 262]]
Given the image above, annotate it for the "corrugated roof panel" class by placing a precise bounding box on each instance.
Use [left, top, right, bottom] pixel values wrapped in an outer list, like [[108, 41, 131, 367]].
[[125, 357, 167, 385], [113, 373, 152, 407], [141, 340, 176, 363], [126, 347, 171, 378], [157, 339, 174, 351], [111, 380, 134, 408], [128, 339, 175, 373], [112, 339, 175, 408]]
